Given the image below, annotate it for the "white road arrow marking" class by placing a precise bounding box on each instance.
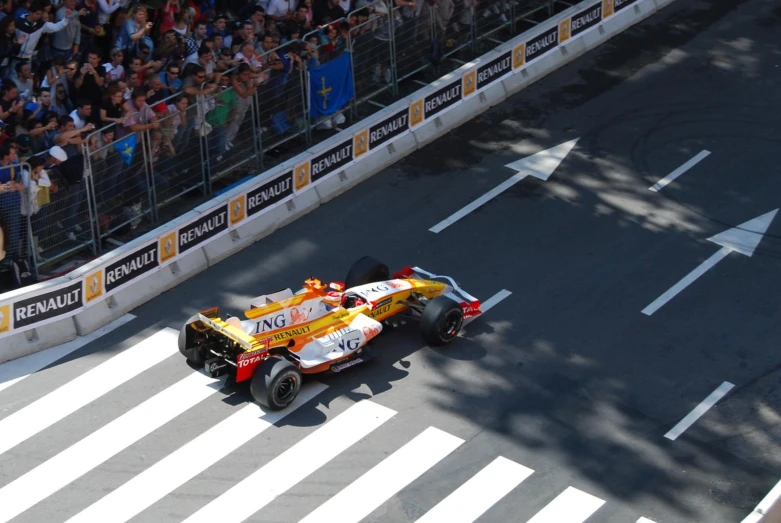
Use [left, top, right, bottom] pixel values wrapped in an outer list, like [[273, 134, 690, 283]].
[[429, 138, 579, 233], [642, 209, 778, 316]]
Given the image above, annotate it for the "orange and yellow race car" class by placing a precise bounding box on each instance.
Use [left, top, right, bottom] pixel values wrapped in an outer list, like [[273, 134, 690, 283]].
[[178, 257, 483, 410]]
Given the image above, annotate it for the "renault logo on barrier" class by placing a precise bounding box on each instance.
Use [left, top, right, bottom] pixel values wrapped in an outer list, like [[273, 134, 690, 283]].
[[84, 269, 103, 303], [353, 129, 369, 158], [462, 70, 476, 98], [0, 304, 8, 333], [159, 231, 177, 264], [294, 162, 310, 191], [229, 196, 246, 226], [513, 43, 525, 69], [559, 19, 571, 43], [409, 100, 424, 127]]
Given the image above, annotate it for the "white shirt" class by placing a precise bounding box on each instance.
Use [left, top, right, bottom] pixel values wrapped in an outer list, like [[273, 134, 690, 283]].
[[69, 109, 87, 129], [266, 0, 296, 17]]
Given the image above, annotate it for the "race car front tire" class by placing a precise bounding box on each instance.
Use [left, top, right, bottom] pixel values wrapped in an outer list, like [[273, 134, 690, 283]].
[[179, 314, 207, 365], [420, 296, 464, 346], [251, 356, 303, 410], [345, 256, 389, 288]]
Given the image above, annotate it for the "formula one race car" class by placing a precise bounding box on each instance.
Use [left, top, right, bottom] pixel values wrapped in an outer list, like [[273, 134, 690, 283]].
[[179, 257, 483, 410]]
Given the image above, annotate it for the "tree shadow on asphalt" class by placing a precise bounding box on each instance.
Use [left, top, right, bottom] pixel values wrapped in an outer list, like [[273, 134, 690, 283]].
[[100, 0, 781, 520]]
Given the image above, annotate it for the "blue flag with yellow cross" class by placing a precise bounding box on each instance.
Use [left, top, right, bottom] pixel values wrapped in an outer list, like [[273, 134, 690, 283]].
[[308, 52, 355, 118], [114, 133, 137, 165]]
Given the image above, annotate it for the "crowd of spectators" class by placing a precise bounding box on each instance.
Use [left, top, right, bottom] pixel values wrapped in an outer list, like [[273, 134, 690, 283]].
[[0, 0, 511, 289]]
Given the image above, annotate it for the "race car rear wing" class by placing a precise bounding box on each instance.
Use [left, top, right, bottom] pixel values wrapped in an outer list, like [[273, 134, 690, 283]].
[[196, 313, 257, 352]]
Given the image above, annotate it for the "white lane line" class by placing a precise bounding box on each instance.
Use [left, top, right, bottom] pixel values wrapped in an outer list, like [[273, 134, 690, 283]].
[[741, 478, 781, 523], [0, 314, 136, 394], [481, 289, 512, 313], [414, 456, 533, 523], [298, 426, 464, 523], [641, 247, 730, 316], [65, 382, 329, 523], [0, 328, 179, 457], [526, 486, 605, 523], [637, 517, 658, 523], [649, 150, 710, 192], [664, 381, 734, 441], [0, 370, 223, 523], [430, 173, 529, 233], [182, 400, 397, 523]]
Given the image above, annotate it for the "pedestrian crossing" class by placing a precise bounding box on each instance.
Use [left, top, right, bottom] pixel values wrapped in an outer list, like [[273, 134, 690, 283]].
[[0, 325, 665, 523]]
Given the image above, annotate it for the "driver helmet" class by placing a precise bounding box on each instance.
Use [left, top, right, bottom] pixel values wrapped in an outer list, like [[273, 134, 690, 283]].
[[341, 294, 366, 309]]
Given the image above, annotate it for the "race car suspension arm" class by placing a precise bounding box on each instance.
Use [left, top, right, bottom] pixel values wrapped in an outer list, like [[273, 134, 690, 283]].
[[208, 348, 238, 366], [396, 294, 426, 315]]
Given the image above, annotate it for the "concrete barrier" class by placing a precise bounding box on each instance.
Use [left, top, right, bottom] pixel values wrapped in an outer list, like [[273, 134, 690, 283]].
[[277, 186, 320, 229], [341, 131, 419, 189], [0, 316, 77, 365], [604, 2, 657, 35], [0, 277, 79, 363]]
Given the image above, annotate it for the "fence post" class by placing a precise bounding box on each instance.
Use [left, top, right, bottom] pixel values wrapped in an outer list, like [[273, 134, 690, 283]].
[[196, 89, 213, 196], [80, 141, 100, 256], [251, 90, 264, 172], [140, 130, 159, 224]]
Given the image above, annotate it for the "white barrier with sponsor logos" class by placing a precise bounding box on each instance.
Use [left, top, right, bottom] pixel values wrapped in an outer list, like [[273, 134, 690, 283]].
[[0, 0, 673, 363]]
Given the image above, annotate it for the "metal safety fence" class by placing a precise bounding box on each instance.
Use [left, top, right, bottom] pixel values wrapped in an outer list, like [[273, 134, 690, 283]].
[[2, 0, 569, 286]]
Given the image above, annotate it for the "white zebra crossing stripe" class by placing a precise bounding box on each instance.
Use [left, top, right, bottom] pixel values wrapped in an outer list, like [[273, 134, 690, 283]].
[[0, 371, 223, 523], [0, 327, 179, 457], [525, 486, 605, 523], [298, 426, 465, 523], [181, 400, 397, 523], [414, 456, 534, 523], [0, 314, 136, 394], [64, 383, 329, 523]]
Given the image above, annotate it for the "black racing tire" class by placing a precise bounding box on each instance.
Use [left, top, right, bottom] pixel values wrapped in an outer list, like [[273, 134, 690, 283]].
[[344, 256, 389, 289], [250, 356, 303, 410], [179, 314, 208, 365], [420, 296, 464, 346]]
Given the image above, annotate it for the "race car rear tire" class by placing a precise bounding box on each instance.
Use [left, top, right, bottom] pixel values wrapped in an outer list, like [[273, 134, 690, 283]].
[[345, 256, 389, 288], [420, 296, 464, 346], [179, 314, 207, 365], [250, 356, 302, 410]]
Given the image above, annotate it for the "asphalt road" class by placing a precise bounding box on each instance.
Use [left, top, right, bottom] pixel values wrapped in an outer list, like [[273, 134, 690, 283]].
[[1, 0, 781, 522]]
